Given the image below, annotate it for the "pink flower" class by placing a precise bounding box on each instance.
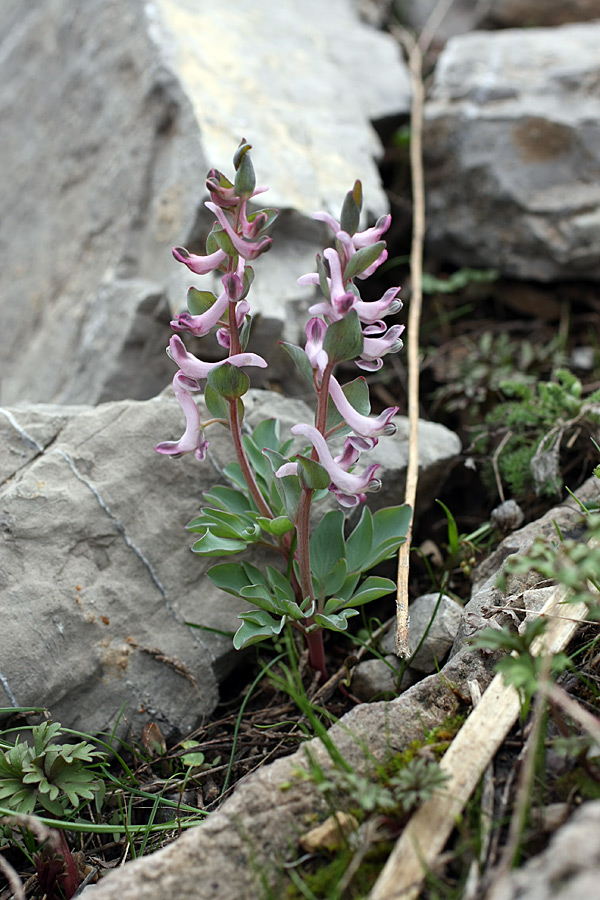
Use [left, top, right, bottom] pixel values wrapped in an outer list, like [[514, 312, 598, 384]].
[[286, 423, 381, 507], [155, 373, 209, 462], [170, 288, 229, 337], [352, 286, 402, 325], [328, 376, 398, 438], [168, 336, 267, 380], [312, 211, 391, 279], [357, 324, 405, 372], [206, 202, 272, 260], [172, 246, 227, 275], [304, 318, 329, 377]]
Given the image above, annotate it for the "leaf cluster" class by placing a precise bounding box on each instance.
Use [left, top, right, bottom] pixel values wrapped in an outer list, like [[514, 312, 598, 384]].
[[187, 419, 297, 556], [208, 503, 411, 649], [473, 618, 570, 718], [0, 721, 105, 817], [478, 369, 600, 499]]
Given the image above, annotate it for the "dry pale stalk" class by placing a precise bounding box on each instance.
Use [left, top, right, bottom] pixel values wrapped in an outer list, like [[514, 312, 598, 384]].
[[369, 583, 589, 900], [393, 0, 455, 658]]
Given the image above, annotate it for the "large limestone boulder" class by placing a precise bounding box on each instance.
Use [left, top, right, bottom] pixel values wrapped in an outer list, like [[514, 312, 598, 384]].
[[0, 0, 410, 407], [423, 22, 600, 281]]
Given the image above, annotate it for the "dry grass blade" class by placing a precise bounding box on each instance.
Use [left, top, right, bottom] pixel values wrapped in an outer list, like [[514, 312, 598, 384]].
[[368, 583, 589, 900]]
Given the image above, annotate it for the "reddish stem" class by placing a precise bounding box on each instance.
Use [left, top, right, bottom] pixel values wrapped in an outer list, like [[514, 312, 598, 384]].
[[228, 397, 273, 519]]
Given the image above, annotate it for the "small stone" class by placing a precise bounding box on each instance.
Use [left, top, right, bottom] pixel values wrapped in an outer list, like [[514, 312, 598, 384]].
[[299, 812, 359, 853], [351, 658, 420, 701], [382, 594, 463, 674], [490, 499, 525, 533]]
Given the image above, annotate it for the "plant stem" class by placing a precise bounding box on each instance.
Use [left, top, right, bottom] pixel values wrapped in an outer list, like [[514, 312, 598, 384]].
[[228, 397, 273, 519], [305, 628, 327, 682]]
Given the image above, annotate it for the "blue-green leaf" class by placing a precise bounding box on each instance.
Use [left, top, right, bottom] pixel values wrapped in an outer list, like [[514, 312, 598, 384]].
[[313, 609, 359, 632], [280, 342, 315, 384], [347, 576, 396, 607], [233, 610, 286, 649], [191, 533, 248, 556], [297, 457, 331, 491], [310, 510, 345, 584], [207, 563, 251, 598], [344, 242, 385, 281], [202, 485, 257, 516], [186, 287, 217, 316], [257, 515, 295, 536]]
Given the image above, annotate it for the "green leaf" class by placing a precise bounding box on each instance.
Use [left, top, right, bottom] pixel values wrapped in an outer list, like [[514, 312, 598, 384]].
[[241, 265, 255, 300], [252, 418, 281, 452], [187, 288, 217, 317], [212, 228, 238, 258], [344, 242, 385, 280], [202, 485, 256, 516], [340, 181, 362, 236], [234, 149, 256, 199], [323, 558, 348, 598], [191, 532, 249, 556], [345, 506, 374, 573], [207, 562, 253, 598], [310, 510, 345, 584], [187, 507, 256, 538], [436, 500, 460, 556], [233, 610, 286, 649], [207, 362, 250, 400], [347, 576, 396, 607], [238, 314, 253, 351], [223, 461, 250, 492], [180, 741, 205, 769], [257, 515, 295, 536], [204, 382, 230, 420], [247, 208, 279, 231], [297, 456, 331, 491], [316, 254, 330, 299], [263, 448, 302, 520], [267, 567, 296, 605], [313, 609, 359, 632], [280, 341, 315, 384], [345, 504, 412, 574], [322, 309, 363, 363]]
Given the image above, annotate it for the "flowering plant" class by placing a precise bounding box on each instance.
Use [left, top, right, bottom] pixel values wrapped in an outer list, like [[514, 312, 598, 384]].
[[156, 141, 410, 679]]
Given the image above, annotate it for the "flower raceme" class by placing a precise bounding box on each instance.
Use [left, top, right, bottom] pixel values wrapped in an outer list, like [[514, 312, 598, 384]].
[[154, 145, 409, 671]]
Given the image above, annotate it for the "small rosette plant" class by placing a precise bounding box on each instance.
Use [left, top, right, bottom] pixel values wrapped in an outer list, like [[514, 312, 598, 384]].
[[156, 141, 410, 679]]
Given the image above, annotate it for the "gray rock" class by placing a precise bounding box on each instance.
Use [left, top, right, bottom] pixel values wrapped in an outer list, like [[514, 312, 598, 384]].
[[0, 0, 410, 406], [485, 801, 600, 900], [81, 646, 497, 900], [424, 22, 600, 281], [382, 592, 463, 672], [351, 657, 420, 700], [480, 0, 600, 27]]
